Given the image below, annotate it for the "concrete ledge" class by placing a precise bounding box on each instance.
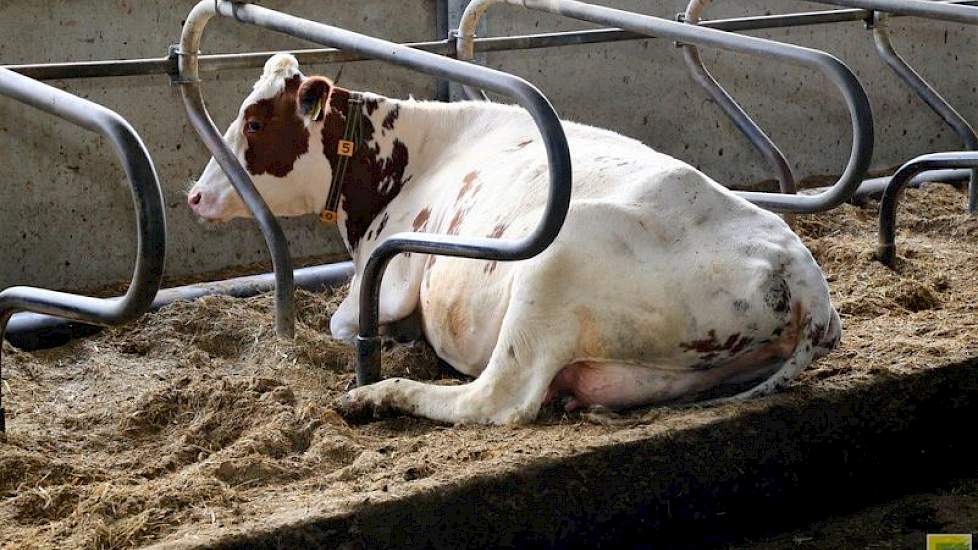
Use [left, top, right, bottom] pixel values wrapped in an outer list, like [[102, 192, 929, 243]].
[[201, 358, 978, 549]]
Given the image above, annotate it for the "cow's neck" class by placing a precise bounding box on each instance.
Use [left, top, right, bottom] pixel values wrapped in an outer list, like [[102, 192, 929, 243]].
[[321, 88, 424, 255]]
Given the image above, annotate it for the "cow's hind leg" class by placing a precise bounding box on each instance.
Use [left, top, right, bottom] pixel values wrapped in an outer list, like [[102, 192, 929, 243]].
[[335, 315, 575, 425]]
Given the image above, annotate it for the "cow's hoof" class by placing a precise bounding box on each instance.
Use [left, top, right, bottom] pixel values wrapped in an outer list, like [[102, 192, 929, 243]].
[[333, 392, 392, 425]]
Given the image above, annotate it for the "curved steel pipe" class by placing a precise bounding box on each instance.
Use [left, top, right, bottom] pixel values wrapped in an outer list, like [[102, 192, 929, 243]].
[[879, 151, 978, 266], [457, 0, 873, 214], [872, 12, 978, 212], [179, 1, 295, 339], [682, 0, 796, 197], [0, 67, 167, 435], [5, 262, 354, 351], [680, 2, 978, 212], [851, 168, 973, 202], [5, 3, 978, 82], [187, 1, 572, 386], [810, 0, 978, 24]]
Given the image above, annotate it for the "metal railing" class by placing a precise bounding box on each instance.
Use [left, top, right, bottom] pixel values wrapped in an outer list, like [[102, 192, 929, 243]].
[[681, 0, 978, 213], [878, 151, 978, 266], [178, 3, 296, 339], [0, 67, 167, 436], [3, 4, 972, 82], [812, 0, 978, 24], [457, 0, 875, 214], [854, 10, 978, 211], [177, 0, 572, 387], [2, 1, 973, 389]]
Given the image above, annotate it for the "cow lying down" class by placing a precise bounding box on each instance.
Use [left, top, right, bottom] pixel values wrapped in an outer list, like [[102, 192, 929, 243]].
[[187, 54, 841, 425]]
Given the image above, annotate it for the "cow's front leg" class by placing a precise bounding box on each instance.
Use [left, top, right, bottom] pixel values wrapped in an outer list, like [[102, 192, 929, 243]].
[[329, 253, 423, 341], [335, 315, 576, 424], [329, 290, 359, 342], [330, 293, 422, 344]]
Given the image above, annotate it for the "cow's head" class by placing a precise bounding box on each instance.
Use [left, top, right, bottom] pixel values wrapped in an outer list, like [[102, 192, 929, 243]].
[[187, 54, 335, 221]]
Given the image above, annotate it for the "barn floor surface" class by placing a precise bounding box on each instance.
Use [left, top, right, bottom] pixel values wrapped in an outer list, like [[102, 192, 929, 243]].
[[2, 185, 977, 549]]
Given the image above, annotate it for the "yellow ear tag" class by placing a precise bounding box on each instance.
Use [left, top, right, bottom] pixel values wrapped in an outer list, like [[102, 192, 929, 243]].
[[308, 97, 324, 122]]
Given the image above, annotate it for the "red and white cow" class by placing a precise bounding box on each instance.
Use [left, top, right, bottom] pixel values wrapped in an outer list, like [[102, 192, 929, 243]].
[[188, 54, 841, 424]]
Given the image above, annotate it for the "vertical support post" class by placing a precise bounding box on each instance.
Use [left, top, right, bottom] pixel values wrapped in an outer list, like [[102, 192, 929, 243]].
[[178, 2, 296, 338], [436, 0, 451, 101], [448, 0, 489, 101], [681, 0, 797, 197]]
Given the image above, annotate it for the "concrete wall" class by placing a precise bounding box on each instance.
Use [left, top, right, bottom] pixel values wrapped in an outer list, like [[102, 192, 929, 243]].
[[0, 0, 975, 292]]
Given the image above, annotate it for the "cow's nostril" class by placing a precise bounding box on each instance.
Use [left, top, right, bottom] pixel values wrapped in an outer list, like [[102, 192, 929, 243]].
[[188, 191, 202, 207]]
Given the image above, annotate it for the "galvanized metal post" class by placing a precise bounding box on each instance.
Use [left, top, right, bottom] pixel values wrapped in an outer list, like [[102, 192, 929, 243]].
[[3, 4, 975, 81], [878, 151, 978, 266], [448, 0, 489, 101], [812, 0, 978, 24], [681, 0, 796, 197], [178, 1, 296, 339]]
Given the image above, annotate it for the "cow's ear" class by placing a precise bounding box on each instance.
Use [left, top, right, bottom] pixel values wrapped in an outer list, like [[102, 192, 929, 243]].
[[297, 76, 333, 122]]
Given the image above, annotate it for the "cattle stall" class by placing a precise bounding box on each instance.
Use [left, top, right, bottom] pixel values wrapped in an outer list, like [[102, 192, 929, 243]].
[[2, 0, 978, 547]]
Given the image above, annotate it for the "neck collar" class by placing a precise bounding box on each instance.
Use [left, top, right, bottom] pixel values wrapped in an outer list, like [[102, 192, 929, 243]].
[[319, 91, 364, 224]]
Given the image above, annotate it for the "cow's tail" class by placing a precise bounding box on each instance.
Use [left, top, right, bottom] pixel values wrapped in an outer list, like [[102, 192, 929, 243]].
[[702, 302, 816, 406]]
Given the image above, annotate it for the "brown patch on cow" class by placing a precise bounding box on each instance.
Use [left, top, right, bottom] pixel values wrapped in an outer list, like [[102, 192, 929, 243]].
[[680, 330, 753, 356], [456, 171, 479, 202], [765, 271, 792, 314], [507, 137, 533, 152], [365, 98, 380, 116], [447, 300, 466, 340], [682, 302, 805, 368], [412, 208, 431, 231], [382, 105, 400, 130], [319, 88, 410, 250], [243, 75, 309, 178], [488, 223, 508, 239], [574, 306, 604, 357], [376, 212, 390, 236], [447, 208, 466, 235]]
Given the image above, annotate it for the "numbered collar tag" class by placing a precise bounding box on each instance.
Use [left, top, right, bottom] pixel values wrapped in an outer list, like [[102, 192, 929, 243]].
[[337, 139, 355, 157]]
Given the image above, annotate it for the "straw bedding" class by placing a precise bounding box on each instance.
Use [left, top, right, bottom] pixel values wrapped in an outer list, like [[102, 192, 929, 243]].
[[1, 185, 976, 548]]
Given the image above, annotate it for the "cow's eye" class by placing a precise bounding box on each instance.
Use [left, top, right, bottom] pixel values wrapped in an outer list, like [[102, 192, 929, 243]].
[[245, 120, 263, 134]]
